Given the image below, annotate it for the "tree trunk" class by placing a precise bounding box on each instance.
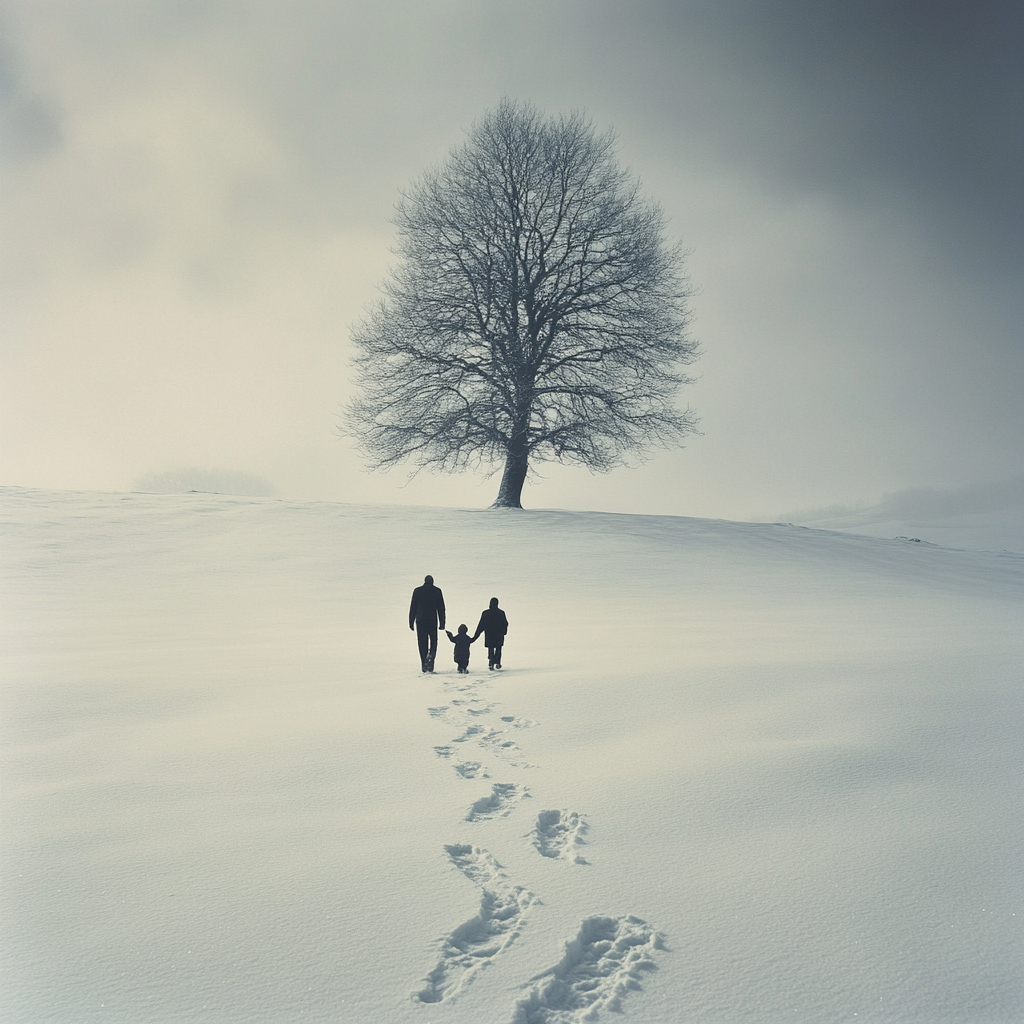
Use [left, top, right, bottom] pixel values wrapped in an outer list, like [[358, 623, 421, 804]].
[[492, 446, 529, 508]]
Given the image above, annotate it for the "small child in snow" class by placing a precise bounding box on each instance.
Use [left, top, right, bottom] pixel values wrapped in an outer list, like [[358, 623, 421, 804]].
[[445, 624, 478, 673]]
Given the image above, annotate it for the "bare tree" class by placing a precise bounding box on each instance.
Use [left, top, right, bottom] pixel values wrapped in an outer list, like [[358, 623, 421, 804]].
[[346, 99, 699, 508]]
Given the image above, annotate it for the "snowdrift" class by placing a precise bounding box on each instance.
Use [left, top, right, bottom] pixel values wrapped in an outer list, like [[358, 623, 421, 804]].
[[2, 487, 1021, 1023]]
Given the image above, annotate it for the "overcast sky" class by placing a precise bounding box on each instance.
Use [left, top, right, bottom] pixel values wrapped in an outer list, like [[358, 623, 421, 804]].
[[2, 0, 1021, 517]]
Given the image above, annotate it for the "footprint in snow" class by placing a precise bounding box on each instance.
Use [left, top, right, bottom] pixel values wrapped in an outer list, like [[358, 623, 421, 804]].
[[414, 845, 538, 1005], [430, 701, 498, 723], [500, 714, 538, 729], [452, 723, 484, 743], [465, 783, 530, 822], [442, 676, 486, 696], [434, 746, 490, 779], [531, 810, 589, 864], [452, 723, 535, 768], [510, 915, 665, 1023], [453, 699, 499, 716]]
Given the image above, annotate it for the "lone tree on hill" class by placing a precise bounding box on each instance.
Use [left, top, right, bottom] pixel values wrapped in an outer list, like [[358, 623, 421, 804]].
[[346, 99, 700, 508]]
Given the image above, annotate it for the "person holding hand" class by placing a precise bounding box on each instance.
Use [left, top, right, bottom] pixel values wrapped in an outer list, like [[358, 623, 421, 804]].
[[472, 597, 508, 670]]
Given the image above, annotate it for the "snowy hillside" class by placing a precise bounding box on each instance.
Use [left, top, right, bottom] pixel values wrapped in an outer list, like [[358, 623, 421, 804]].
[[2, 487, 1022, 1024]]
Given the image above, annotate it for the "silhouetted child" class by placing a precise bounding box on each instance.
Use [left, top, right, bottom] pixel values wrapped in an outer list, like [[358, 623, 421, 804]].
[[445, 624, 477, 673]]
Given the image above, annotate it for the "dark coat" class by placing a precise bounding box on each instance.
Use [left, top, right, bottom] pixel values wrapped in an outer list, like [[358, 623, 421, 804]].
[[446, 630, 476, 663], [410, 583, 446, 630], [473, 607, 508, 647]]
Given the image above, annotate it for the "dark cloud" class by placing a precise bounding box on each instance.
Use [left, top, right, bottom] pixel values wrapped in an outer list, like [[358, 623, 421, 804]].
[[644, 0, 1024, 270]]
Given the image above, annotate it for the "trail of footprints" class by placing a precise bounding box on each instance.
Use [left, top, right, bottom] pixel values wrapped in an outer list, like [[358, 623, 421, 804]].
[[418, 672, 664, 1020]]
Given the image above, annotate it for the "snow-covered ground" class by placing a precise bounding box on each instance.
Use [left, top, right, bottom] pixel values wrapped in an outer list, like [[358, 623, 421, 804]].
[[2, 486, 1022, 1024]]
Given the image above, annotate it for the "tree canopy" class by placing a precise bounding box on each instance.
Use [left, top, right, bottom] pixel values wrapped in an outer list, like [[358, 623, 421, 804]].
[[346, 99, 699, 507]]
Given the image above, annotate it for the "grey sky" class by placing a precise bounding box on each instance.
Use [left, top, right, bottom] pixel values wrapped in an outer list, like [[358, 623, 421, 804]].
[[2, 0, 1021, 516]]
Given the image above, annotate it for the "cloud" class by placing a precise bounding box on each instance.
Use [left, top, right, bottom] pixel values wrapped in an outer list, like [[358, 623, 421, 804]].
[[635, 0, 1024, 270]]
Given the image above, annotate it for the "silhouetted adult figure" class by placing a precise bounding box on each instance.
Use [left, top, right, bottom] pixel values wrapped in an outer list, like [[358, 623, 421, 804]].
[[409, 574, 446, 672], [472, 597, 508, 670]]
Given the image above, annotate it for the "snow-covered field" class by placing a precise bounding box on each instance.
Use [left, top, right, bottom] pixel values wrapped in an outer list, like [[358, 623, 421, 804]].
[[2, 486, 1022, 1024]]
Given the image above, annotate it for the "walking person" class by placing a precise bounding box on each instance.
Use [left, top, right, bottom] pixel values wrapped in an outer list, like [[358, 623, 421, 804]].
[[445, 624, 478, 673], [409, 574, 445, 672], [472, 597, 508, 670]]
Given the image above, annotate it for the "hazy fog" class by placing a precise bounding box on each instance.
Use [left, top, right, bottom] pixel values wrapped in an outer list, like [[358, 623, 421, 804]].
[[2, 1, 1021, 517]]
